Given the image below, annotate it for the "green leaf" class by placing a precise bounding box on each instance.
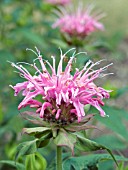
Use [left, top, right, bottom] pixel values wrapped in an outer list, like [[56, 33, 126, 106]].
[[46, 159, 56, 170], [15, 139, 38, 161], [98, 160, 114, 170], [75, 132, 105, 152], [25, 154, 35, 170], [25, 152, 47, 170], [0, 160, 25, 170], [35, 152, 47, 170], [75, 132, 118, 166], [53, 128, 77, 154], [63, 154, 128, 170]]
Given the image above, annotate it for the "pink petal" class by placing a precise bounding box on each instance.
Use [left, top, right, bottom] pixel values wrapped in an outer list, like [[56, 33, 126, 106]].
[[40, 102, 52, 118], [55, 109, 61, 119]]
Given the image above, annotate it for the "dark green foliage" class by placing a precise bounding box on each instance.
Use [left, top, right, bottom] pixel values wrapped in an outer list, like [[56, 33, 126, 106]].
[[63, 154, 128, 170], [0, 160, 25, 170]]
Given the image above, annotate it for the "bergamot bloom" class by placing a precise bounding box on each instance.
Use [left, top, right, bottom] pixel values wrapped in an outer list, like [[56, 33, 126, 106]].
[[10, 48, 112, 125], [53, 4, 105, 45]]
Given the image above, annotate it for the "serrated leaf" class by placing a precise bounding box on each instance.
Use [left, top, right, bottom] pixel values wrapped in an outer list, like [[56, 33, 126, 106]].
[[15, 139, 38, 161], [75, 132, 105, 152], [0, 160, 24, 170], [53, 128, 77, 155], [75, 132, 118, 166], [63, 154, 128, 170]]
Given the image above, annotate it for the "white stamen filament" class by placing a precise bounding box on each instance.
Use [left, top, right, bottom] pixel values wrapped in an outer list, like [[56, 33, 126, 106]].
[[26, 48, 38, 57]]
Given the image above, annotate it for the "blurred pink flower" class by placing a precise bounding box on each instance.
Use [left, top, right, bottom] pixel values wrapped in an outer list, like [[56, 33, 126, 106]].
[[53, 4, 105, 38], [45, 0, 71, 5], [10, 48, 111, 124]]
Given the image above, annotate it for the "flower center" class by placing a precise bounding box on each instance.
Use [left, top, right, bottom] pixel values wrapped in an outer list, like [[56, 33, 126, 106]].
[[42, 101, 77, 126]]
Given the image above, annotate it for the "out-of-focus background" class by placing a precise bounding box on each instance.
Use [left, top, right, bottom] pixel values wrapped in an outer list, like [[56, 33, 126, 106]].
[[85, 0, 128, 36], [0, 0, 128, 170]]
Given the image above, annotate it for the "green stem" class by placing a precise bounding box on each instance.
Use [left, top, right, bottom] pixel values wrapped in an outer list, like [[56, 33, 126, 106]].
[[56, 146, 62, 170]]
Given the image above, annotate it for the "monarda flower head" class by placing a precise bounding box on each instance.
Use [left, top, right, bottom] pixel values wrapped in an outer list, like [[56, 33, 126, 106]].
[[53, 4, 105, 45], [45, 0, 71, 6], [10, 48, 112, 125]]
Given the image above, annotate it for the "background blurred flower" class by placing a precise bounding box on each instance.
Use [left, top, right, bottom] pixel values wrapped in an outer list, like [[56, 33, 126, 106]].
[[10, 48, 111, 125], [53, 4, 105, 45], [45, 0, 71, 5]]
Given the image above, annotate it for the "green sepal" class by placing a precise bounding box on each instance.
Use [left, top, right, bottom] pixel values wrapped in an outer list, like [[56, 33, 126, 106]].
[[21, 111, 49, 126], [53, 128, 77, 155], [64, 114, 96, 132], [36, 132, 52, 148], [64, 124, 96, 132], [51, 127, 58, 138], [37, 139, 50, 148], [22, 127, 51, 138]]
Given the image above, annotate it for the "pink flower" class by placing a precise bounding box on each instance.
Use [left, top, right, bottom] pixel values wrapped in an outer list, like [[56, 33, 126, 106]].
[[45, 0, 71, 5], [10, 48, 112, 124], [53, 4, 105, 39]]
